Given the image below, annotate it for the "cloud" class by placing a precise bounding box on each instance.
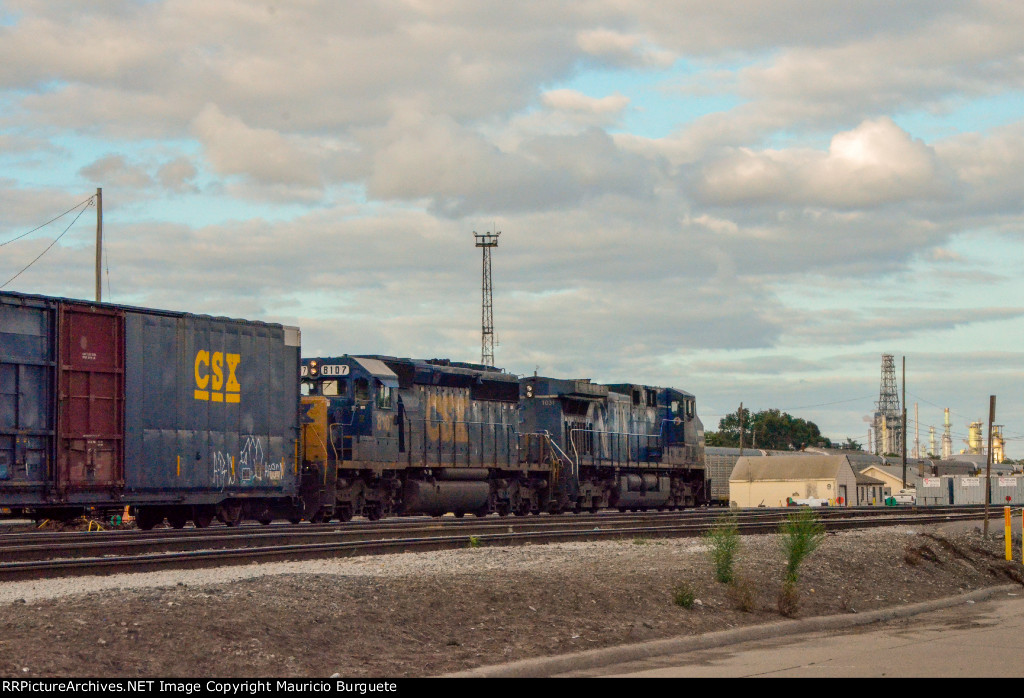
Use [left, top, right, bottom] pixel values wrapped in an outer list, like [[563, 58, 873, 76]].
[[156, 157, 199, 194], [576, 28, 674, 68], [191, 104, 322, 189], [542, 89, 630, 116], [695, 118, 946, 208], [78, 155, 153, 189]]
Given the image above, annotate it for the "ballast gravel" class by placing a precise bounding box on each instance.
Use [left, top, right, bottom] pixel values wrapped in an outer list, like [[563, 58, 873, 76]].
[[0, 523, 1020, 677]]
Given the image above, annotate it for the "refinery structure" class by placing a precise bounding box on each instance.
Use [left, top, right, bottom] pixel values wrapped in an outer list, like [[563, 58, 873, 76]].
[[872, 353, 1005, 462]]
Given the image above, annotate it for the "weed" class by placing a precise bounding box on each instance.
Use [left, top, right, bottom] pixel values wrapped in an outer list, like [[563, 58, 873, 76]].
[[777, 580, 800, 617], [467, 535, 482, 548], [672, 582, 697, 609], [780, 508, 825, 585], [727, 575, 756, 613], [632, 537, 649, 545], [705, 513, 740, 584]]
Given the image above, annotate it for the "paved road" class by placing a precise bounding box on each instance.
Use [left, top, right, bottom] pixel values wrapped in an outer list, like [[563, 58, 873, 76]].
[[558, 591, 1024, 677]]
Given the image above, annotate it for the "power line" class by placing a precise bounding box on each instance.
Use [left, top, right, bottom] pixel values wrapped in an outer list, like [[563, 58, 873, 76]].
[[0, 195, 95, 248], [1, 201, 94, 289]]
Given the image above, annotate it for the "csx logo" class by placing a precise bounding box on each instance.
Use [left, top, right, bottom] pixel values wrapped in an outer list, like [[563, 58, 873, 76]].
[[194, 351, 241, 403]]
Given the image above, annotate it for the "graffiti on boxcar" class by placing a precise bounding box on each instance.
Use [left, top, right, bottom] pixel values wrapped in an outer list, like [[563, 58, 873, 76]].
[[211, 435, 275, 489]]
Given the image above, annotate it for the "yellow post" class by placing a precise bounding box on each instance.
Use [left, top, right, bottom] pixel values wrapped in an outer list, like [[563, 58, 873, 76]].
[[1006, 506, 1012, 561]]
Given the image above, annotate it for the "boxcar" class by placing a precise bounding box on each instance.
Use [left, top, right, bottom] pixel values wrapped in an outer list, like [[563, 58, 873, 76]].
[[0, 290, 302, 528]]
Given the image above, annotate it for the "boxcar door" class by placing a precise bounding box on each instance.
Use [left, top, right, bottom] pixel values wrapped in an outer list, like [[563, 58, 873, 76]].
[[57, 303, 125, 492], [0, 296, 57, 486]]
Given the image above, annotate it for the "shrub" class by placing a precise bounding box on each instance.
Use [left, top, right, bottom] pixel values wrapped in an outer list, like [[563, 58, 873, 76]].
[[780, 508, 825, 585], [705, 513, 741, 584], [673, 582, 697, 609], [777, 580, 800, 617], [728, 575, 756, 613]]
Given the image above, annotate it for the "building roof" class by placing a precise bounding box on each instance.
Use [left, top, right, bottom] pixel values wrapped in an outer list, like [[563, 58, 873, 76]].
[[705, 447, 766, 457], [861, 463, 921, 486], [855, 472, 886, 486], [729, 455, 853, 482]]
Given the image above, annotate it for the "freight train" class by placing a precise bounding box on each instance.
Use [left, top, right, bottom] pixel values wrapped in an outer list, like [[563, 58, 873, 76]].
[[0, 290, 706, 528]]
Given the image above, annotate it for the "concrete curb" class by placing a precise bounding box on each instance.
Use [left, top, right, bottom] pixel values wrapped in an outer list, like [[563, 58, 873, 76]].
[[443, 583, 1020, 677]]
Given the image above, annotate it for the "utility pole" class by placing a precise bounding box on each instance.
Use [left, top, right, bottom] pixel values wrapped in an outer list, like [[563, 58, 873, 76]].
[[984, 395, 996, 538], [901, 356, 907, 488], [473, 229, 499, 367], [738, 402, 744, 456], [95, 187, 102, 303]]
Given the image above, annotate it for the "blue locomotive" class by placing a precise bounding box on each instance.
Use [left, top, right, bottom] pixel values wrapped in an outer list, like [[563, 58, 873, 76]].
[[297, 355, 707, 520]]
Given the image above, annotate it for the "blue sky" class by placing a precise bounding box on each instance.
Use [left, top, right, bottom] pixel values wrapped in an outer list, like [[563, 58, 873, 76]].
[[1, 1, 1022, 456]]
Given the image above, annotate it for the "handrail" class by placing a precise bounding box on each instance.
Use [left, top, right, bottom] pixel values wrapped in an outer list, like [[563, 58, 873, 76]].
[[569, 426, 662, 468]]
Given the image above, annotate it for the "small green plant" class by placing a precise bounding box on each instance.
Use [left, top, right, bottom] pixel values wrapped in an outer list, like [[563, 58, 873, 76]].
[[632, 537, 650, 545], [705, 513, 741, 584], [779, 508, 825, 585], [467, 535, 482, 548], [672, 581, 696, 609]]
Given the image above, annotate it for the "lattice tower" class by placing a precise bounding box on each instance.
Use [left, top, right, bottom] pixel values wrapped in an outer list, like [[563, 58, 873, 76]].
[[474, 230, 500, 367], [873, 354, 903, 455]]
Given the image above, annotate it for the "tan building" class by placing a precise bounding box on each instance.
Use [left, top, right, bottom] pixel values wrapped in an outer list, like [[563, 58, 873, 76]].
[[728, 455, 859, 508], [859, 464, 909, 495]]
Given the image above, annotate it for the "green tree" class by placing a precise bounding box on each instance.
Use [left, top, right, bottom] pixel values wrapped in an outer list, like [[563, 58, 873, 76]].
[[706, 408, 832, 451]]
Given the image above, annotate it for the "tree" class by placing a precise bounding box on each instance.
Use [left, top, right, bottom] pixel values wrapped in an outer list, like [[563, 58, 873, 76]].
[[840, 437, 863, 451], [706, 408, 832, 451]]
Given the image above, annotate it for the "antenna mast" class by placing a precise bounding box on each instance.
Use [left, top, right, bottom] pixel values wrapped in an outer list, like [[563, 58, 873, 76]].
[[473, 229, 500, 366]]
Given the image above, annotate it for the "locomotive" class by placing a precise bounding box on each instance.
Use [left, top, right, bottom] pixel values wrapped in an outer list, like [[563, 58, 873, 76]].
[[0, 290, 706, 528], [296, 356, 707, 521]]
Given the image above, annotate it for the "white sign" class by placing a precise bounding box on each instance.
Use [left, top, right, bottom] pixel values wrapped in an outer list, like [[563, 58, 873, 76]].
[[321, 364, 350, 377], [300, 365, 308, 377], [922, 477, 941, 488], [999, 477, 1017, 487], [961, 477, 980, 487]]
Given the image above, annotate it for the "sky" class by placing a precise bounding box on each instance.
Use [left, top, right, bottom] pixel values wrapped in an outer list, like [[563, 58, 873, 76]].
[[1, 1, 1023, 456]]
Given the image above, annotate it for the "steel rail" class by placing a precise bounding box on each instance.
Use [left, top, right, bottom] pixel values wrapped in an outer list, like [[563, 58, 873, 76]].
[[0, 506, 974, 562], [0, 508, 990, 583]]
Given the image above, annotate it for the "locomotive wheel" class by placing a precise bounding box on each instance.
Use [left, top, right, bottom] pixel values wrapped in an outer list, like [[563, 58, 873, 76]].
[[335, 506, 353, 522], [166, 508, 189, 529], [365, 504, 382, 522], [454, 511, 465, 518], [496, 503, 510, 517], [288, 516, 303, 524]]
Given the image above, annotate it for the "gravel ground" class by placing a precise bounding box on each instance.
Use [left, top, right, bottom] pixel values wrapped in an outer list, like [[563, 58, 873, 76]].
[[0, 523, 1021, 677]]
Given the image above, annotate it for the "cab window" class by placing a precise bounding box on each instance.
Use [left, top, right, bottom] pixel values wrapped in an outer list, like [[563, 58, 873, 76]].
[[301, 381, 315, 396], [376, 384, 394, 410], [322, 380, 340, 397], [354, 378, 370, 402]]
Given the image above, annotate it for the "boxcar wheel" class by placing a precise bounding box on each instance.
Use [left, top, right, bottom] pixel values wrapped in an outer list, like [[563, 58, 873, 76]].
[[217, 501, 243, 527], [166, 509, 189, 529], [134, 507, 163, 531], [192, 506, 215, 528]]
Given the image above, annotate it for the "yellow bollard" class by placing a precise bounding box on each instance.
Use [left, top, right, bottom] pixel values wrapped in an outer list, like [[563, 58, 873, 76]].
[[1006, 507, 1013, 561]]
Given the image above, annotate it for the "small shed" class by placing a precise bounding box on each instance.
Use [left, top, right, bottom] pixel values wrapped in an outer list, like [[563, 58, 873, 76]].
[[728, 455, 859, 508], [859, 463, 918, 494], [855, 471, 890, 506]]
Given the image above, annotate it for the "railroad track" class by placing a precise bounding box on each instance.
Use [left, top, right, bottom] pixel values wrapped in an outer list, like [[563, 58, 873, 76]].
[[0, 506, 994, 582]]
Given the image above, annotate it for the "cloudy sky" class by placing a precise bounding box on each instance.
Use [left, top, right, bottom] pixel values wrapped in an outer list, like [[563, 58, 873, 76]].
[[2, 1, 1022, 455]]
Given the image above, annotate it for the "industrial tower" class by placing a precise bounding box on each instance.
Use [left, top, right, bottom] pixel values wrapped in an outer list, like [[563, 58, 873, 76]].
[[873, 354, 903, 456], [474, 230, 500, 367]]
